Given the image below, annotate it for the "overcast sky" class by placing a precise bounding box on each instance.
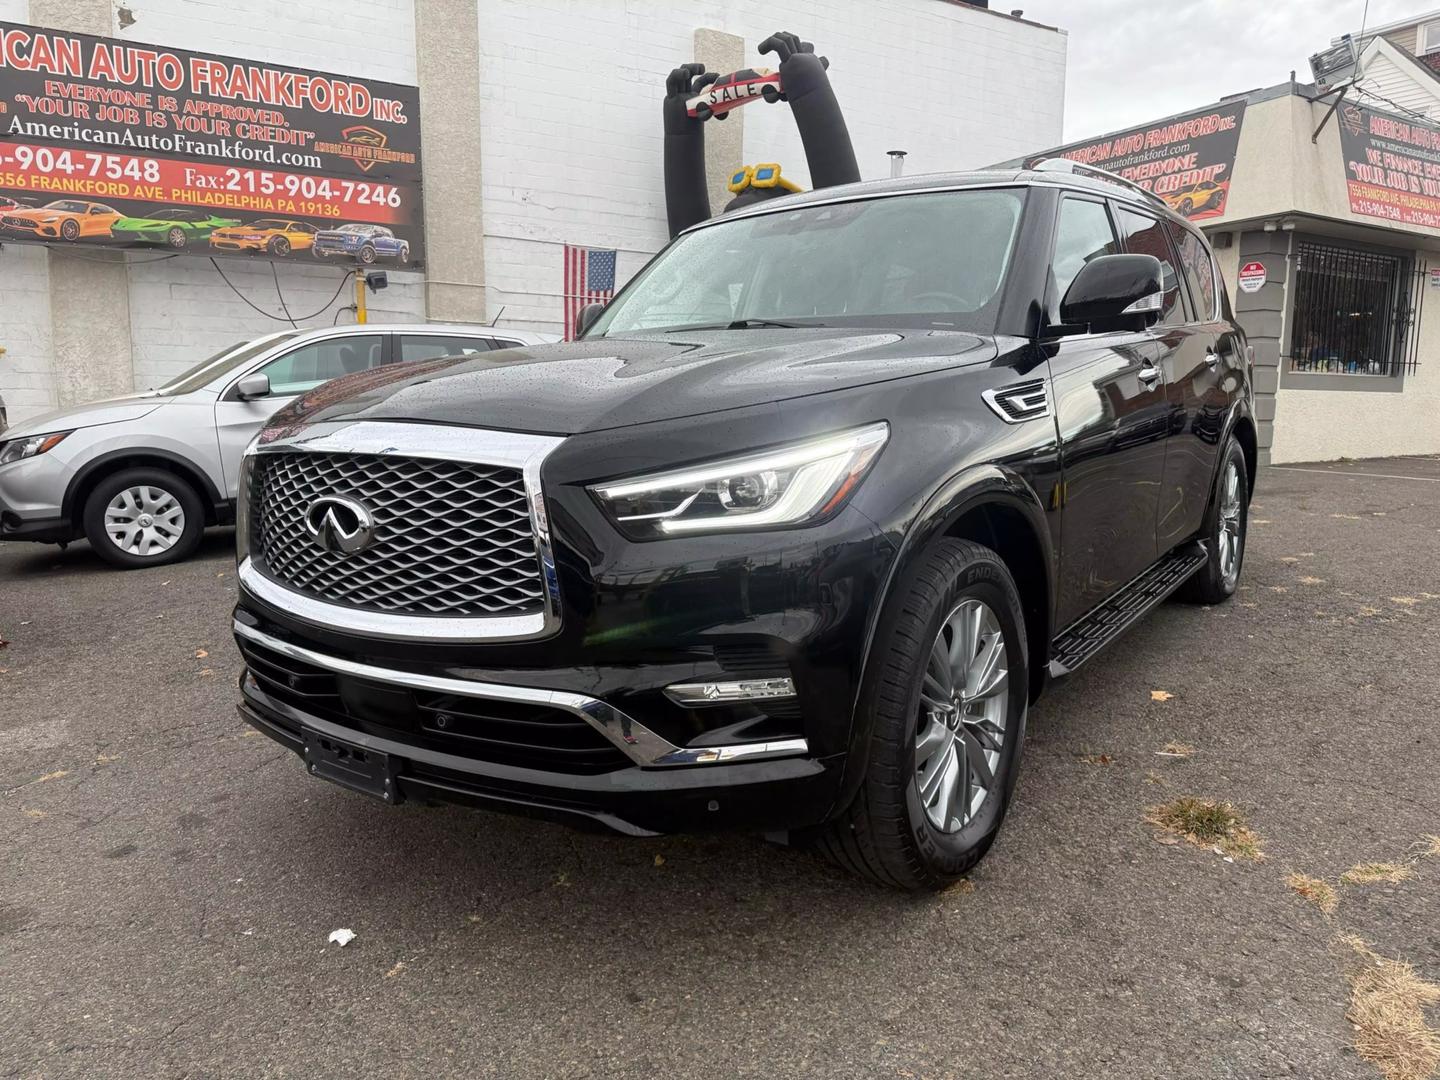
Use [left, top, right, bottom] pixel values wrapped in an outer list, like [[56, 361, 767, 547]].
[[1013, 0, 1432, 144]]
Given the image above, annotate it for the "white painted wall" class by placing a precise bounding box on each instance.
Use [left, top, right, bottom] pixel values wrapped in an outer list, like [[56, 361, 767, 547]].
[[474, 0, 1068, 333]]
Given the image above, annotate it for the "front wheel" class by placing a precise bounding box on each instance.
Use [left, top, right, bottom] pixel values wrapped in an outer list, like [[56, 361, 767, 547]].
[[818, 538, 1029, 891], [1178, 438, 1249, 604], [166, 227, 188, 249], [82, 467, 205, 569], [267, 236, 291, 257]]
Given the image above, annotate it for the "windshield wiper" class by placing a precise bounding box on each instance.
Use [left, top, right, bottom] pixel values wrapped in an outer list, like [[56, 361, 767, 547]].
[[667, 318, 813, 331]]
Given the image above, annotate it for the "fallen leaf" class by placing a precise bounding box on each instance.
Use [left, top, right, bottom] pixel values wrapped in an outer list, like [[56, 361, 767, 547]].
[[195, 649, 209, 659], [1078, 753, 1114, 765], [197, 669, 214, 678], [653, 854, 666, 867], [384, 961, 405, 978], [1150, 690, 1174, 702], [22, 809, 47, 819], [240, 729, 262, 738]]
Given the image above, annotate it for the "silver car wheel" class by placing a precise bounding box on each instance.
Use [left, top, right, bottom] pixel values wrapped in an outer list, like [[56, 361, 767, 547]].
[[1218, 461, 1243, 588], [914, 598, 1009, 834], [104, 485, 186, 557]]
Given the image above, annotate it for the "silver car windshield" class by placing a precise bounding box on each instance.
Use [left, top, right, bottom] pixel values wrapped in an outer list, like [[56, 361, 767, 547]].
[[156, 332, 305, 395], [589, 188, 1027, 336]]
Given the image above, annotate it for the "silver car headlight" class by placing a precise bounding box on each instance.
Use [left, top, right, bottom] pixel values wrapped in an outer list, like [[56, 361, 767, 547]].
[[591, 422, 888, 539], [0, 430, 71, 467]]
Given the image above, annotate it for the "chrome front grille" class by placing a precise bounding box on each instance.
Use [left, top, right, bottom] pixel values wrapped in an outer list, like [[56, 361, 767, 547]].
[[251, 450, 545, 618]]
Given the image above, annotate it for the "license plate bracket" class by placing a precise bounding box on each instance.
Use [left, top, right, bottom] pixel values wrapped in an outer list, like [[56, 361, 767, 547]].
[[301, 728, 400, 804]]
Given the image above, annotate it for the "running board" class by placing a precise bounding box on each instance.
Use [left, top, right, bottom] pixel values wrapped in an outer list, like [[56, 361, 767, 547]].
[[1048, 541, 1209, 679]]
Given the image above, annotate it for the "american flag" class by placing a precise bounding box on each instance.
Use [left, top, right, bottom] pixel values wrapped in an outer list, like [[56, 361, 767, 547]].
[[563, 245, 617, 340]]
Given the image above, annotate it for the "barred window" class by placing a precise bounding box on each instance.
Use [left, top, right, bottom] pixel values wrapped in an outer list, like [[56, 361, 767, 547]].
[[1288, 240, 1424, 377]]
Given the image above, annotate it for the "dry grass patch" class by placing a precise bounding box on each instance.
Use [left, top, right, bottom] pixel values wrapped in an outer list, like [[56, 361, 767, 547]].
[[1156, 742, 1196, 758], [1342, 862, 1416, 886], [1145, 797, 1264, 861], [1341, 936, 1440, 1080], [1287, 872, 1339, 916], [1416, 836, 1440, 860]]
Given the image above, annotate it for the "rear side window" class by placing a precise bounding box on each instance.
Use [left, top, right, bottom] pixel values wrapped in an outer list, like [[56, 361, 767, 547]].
[[1050, 197, 1118, 312], [1171, 226, 1218, 320], [397, 334, 497, 362], [1116, 208, 1186, 325]]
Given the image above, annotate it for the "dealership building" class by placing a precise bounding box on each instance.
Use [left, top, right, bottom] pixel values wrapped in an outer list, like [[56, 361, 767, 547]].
[[0, 0, 1067, 426], [1022, 10, 1440, 464]]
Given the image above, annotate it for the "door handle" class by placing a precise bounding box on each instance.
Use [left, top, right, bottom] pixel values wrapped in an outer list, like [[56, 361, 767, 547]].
[[1205, 349, 1220, 368], [1138, 363, 1161, 385]]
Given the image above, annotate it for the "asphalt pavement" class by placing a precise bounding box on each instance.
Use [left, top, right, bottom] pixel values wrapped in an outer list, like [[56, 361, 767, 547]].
[[2, 456, 1438, 1079]]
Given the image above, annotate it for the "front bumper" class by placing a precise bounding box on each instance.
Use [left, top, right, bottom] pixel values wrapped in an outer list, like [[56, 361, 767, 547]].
[[0, 453, 76, 544]]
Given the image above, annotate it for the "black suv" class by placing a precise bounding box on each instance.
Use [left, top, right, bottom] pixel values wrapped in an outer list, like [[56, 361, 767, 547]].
[[233, 164, 1254, 891]]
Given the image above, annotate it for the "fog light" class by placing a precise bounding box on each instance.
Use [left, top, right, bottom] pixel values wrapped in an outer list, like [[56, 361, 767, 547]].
[[664, 677, 796, 706]]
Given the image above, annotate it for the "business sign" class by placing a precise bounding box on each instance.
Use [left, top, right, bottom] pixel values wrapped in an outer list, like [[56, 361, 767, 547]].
[[0, 22, 424, 265], [1001, 101, 1246, 222], [1238, 260, 1266, 294], [1338, 100, 1440, 231]]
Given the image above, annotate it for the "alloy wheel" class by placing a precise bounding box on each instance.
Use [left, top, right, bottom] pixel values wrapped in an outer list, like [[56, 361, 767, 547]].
[[103, 485, 186, 557], [1218, 460, 1243, 587], [914, 598, 1009, 833]]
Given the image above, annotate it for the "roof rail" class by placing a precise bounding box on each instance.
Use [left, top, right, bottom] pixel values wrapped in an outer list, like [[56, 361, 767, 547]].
[[1027, 157, 1170, 210]]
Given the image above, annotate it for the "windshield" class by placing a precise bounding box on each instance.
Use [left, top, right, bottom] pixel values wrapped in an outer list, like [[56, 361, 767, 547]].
[[45, 201, 89, 213], [247, 220, 288, 230], [156, 332, 304, 395], [591, 188, 1026, 336], [336, 224, 372, 233]]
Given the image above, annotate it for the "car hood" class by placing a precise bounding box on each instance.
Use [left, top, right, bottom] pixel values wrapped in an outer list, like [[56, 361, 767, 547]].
[[264, 328, 997, 437], [3, 391, 166, 438]]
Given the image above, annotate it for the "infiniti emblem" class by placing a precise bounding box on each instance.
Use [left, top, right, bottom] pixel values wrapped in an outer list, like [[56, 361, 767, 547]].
[[303, 495, 376, 554]]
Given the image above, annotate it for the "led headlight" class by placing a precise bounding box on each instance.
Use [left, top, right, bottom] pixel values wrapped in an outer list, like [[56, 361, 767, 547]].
[[591, 422, 888, 538], [0, 431, 70, 467]]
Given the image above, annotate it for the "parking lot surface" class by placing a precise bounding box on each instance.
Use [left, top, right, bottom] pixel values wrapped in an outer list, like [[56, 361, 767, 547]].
[[2, 457, 1438, 1079]]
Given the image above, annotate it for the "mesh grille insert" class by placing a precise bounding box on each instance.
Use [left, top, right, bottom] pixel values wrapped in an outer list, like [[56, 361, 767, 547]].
[[252, 451, 544, 618]]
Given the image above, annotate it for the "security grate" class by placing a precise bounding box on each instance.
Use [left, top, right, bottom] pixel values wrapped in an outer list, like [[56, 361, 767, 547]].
[[1287, 240, 1425, 377], [251, 451, 544, 618]]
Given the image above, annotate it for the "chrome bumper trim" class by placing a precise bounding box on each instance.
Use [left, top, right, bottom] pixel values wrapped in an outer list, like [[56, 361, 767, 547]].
[[233, 621, 809, 768], [663, 677, 796, 706], [238, 558, 549, 643]]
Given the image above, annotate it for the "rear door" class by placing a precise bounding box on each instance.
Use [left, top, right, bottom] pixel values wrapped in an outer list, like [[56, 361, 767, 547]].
[[213, 333, 387, 498], [1045, 194, 1172, 629]]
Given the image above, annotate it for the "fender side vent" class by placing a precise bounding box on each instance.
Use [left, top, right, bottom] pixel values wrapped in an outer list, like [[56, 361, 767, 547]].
[[982, 379, 1052, 424]]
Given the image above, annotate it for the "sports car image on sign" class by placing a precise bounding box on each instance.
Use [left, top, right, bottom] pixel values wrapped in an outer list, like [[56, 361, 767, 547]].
[[209, 219, 319, 257], [110, 208, 242, 248], [687, 67, 784, 120], [1164, 180, 1227, 217], [312, 223, 411, 264], [1, 200, 121, 240]]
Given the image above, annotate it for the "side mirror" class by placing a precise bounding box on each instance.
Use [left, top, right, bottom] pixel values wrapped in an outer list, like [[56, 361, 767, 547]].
[[1057, 254, 1165, 335], [575, 302, 604, 338], [235, 373, 271, 401]]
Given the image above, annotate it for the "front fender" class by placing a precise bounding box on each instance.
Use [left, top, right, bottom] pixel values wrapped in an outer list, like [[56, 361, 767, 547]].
[[832, 462, 1054, 816]]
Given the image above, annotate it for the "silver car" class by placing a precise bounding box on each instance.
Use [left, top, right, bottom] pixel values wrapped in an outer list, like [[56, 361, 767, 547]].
[[0, 324, 558, 568]]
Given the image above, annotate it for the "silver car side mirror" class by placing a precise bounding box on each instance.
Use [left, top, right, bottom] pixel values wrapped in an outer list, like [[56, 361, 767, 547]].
[[235, 373, 271, 401]]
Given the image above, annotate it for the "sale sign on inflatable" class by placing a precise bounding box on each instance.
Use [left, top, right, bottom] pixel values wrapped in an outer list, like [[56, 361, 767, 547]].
[[0, 21, 425, 265]]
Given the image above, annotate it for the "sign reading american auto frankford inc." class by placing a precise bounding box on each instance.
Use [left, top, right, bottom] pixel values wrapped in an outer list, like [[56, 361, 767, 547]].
[[997, 101, 1247, 223], [1338, 100, 1440, 230], [0, 21, 424, 266]]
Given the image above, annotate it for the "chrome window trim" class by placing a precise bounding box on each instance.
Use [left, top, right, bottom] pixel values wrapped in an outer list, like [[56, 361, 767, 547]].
[[234, 621, 810, 768], [243, 420, 564, 642]]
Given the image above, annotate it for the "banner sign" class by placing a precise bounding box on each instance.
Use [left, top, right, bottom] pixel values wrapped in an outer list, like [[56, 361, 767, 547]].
[[1338, 100, 1440, 230], [1000, 101, 1246, 222], [0, 21, 424, 265]]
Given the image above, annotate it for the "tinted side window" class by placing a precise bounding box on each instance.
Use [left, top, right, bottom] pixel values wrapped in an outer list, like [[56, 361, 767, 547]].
[[1116, 208, 1186, 325], [258, 335, 385, 395], [1171, 226, 1218, 320], [1050, 197, 1118, 312], [397, 334, 496, 362]]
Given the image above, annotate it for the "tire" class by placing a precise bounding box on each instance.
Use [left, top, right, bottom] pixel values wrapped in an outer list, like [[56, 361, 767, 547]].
[[82, 467, 205, 569], [1178, 198, 1194, 216], [817, 538, 1029, 891], [1177, 438, 1249, 604], [60, 218, 80, 241], [398, 244, 410, 265], [358, 244, 377, 265], [267, 236, 291, 257], [166, 227, 188, 249]]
